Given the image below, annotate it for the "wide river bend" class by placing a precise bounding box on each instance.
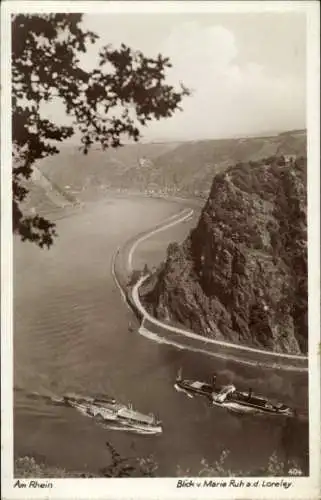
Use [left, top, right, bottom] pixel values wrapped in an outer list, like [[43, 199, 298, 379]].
[[14, 195, 308, 476]]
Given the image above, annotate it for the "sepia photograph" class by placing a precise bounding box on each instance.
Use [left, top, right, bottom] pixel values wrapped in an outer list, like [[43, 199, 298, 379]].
[[1, 1, 320, 499]]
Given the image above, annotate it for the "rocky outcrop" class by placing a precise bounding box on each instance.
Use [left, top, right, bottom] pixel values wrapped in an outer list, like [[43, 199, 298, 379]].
[[141, 156, 308, 354]]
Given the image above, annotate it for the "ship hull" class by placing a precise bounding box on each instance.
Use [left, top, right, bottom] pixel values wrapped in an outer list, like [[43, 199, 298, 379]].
[[174, 380, 213, 399], [211, 398, 293, 416], [64, 397, 162, 434], [175, 377, 293, 417]]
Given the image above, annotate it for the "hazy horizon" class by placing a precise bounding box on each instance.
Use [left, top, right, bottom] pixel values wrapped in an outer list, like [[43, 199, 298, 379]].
[[41, 11, 306, 143], [64, 127, 306, 147]]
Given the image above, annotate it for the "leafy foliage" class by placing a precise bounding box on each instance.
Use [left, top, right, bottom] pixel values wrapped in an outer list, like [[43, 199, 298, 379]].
[[100, 442, 157, 477], [14, 456, 71, 478], [15, 445, 305, 478], [14, 441, 158, 478], [12, 13, 189, 247]]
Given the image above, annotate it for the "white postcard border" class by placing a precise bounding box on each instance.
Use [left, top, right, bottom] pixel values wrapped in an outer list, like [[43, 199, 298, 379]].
[[1, 1, 320, 499]]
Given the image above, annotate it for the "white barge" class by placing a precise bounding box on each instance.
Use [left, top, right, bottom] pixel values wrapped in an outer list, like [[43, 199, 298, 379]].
[[63, 395, 162, 434]]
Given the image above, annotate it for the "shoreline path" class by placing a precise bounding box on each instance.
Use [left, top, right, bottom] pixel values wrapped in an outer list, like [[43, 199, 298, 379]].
[[111, 198, 308, 373]]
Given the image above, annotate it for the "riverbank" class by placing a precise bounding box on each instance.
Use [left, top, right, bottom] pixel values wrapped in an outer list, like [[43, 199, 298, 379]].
[[134, 278, 308, 373], [111, 202, 308, 373], [13, 194, 309, 478]]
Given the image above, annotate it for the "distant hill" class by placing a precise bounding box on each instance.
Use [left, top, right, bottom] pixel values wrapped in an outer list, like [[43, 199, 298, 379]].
[[146, 130, 307, 197], [38, 142, 181, 200], [26, 129, 307, 209], [19, 165, 79, 218]]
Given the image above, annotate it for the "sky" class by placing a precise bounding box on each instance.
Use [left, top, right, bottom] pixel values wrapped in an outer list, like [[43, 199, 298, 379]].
[[44, 11, 307, 142]]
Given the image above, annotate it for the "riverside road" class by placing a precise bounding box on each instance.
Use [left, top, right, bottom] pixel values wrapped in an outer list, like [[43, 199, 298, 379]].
[[113, 202, 308, 373], [14, 194, 309, 476]]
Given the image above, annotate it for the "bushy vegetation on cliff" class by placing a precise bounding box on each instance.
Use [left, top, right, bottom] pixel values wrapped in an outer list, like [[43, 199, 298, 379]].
[[142, 156, 307, 354]]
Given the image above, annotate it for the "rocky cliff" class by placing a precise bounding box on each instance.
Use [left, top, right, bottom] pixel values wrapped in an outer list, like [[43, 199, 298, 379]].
[[141, 156, 308, 354]]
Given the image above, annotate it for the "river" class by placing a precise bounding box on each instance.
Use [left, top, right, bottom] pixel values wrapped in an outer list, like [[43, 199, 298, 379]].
[[14, 195, 309, 476]]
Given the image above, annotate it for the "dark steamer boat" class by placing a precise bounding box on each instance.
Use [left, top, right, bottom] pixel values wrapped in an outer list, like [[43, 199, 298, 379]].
[[174, 368, 215, 400], [174, 370, 293, 417], [211, 384, 294, 416]]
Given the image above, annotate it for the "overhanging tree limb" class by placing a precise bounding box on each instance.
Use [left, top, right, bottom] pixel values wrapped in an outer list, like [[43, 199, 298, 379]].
[[12, 13, 190, 248]]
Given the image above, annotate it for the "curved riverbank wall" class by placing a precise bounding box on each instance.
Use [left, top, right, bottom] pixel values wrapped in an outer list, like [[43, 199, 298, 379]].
[[131, 276, 308, 373], [111, 202, 308, 373], [111, 207, 195, 315]]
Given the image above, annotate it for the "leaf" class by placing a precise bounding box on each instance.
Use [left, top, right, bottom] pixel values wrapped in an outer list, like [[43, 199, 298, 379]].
[[12, 13, 190, 248]]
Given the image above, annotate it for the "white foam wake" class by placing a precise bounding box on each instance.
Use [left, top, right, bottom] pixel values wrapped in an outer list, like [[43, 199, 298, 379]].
[[174, 383, 194, 399], [137, 325, 307, 372], [101, 423, 162, 435]]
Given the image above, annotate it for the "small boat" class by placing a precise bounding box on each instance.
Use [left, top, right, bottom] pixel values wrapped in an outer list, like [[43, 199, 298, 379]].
[[63, 394, 162, 434], [174, 370, 293, 417], [174, 368, 215, 399]]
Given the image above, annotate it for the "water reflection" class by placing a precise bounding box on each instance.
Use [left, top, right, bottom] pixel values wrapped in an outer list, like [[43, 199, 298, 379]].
[[14, 197, 308, 476]]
